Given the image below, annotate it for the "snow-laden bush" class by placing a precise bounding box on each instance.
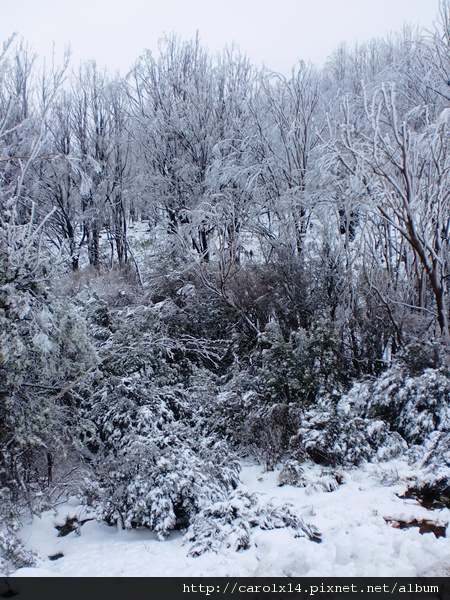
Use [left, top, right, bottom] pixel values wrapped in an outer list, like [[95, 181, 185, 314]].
[[184, 490, 321, 556], [209, 319, 347, 469], [294, 399, 407, 467], [212, 388, 259, 445], [277, 456, 307, 487], [362, 364, 450, 445], [257, 320, 343, 406], [245, 402, 299, 470], [0, 281, 96, 389], [0, 286, 97, 504], [288, 362, 450, 469], [79, 377, 240, 539], [212, 386, 299, 470], [0, 224, 98, 513], [406, 430, 450, 498], [67, 278, 246, 539], [83, 429, 240, 539], [397, 340, 444, 375], [277, 460, 343, 493], [0, 490, 35, 575]]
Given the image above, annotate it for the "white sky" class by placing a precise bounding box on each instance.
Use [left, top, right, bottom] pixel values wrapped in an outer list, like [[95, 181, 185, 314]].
[[1, 0, 441, 76]]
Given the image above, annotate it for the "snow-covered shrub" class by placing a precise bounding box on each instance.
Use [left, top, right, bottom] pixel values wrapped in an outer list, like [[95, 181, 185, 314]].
[[211, 384, 299, 470], [402, 469, 450, 509], [211, 388, 258, 445], [289, 362, 450, 468], [184, 490, 321, 556], [0, 288, 97, 494], [79, 376, 240, 538], [83, 427, 240, 538], [291, 391, 407, 467], [0, 223, 98, 510], [277, 456, 307, 487], [397, 340, 445, 374], [84, 432, 239, 539], [0, 490, 35, 575], [65, 276, 247, 539], [257, 320, 342, 406], [363, 364, 450, 445], [209, 320, 344, 469], [418, 431, 450, 491], [143, 254, 236, 347], [277, 460, 343, 493], [296, 408, 380, 466], [212, 319, 345, 469], [245, 402, 299, 470]]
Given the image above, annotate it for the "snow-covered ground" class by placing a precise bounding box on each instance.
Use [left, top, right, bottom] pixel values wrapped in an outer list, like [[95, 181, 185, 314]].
[[12, 459, 450, 577]]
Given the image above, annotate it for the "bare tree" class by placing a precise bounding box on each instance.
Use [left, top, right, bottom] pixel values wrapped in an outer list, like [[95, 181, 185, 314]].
[[241, 63, 323, 255], [327, 78, 450, 343], [127, 34, 220, 260]]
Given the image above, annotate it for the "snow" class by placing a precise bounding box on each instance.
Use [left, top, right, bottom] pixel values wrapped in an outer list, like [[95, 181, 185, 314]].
[[11, 458, 450, 578]]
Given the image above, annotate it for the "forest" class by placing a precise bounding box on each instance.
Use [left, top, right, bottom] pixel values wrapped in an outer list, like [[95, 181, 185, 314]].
[[1, 2, 450, 575]]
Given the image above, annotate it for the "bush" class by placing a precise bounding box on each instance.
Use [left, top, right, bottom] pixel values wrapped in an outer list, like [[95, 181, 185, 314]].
[[184, 490, 321, 556], [78, 371, 241, 538], [277, 460, 343, 492], [0, 232, 97, 510], [211, 381, 299, 470], [289, 363, 450, 468], [83, 423, 240, 538], [361, 364, 450, 444], [295, 406, 405, 466], [257, 320, 342, 406], [0, 490, 35, 575], [245, 402, 299, 470]]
